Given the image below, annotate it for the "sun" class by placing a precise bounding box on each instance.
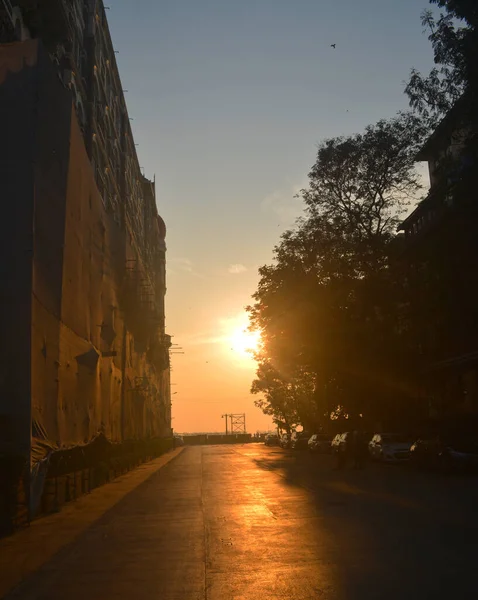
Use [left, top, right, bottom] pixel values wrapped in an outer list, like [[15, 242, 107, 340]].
[[230, 327, 261, 357]]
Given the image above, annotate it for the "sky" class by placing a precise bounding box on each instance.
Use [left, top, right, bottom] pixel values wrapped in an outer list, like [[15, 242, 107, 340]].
[[107, 0, 436, 433]]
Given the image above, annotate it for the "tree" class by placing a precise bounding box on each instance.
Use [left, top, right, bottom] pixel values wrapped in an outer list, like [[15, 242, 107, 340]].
[[405, 1, 478, 129], [301, 114, 426, 240], [250, 362, 317, 432], [249, 114, 425, 428]]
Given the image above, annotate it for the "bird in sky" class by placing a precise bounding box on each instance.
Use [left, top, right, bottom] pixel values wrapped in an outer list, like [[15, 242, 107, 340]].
[[331, 43, 336, 49]]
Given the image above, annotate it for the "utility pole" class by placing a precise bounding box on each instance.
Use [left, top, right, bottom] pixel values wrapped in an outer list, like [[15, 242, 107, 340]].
[[221, 413, 246, 434], [222, 414, 229, 435]]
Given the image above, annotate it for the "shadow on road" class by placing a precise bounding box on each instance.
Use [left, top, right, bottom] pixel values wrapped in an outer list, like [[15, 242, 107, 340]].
[[249, 447, 478, 600]]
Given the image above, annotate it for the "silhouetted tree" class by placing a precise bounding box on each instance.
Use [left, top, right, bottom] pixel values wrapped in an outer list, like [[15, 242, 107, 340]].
[[251, 362, 317, 432], [405, 1, 478, 130], [249, 114, 425, 428], [301, 114, 426, 238]]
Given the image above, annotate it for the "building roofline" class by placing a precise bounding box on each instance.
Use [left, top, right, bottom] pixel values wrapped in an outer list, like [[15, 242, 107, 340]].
[[397, 203, 424, 231], [415, 93, 469, 161], [397, 186, 442, 231]]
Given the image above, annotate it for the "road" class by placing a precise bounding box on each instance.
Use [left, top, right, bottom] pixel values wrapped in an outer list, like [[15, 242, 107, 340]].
[[5, 444, 478, 599]]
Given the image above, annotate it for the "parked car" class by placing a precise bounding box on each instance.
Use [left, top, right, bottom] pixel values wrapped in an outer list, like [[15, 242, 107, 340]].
[[368, 433, 412, 462], [331, 432, 350, 455], [279, 433, 291, 449], [173, 434, 185, 447], [410, 433, 478, 472], [264, 433, 279, 446], [291, 431, 312, 450], [308, 433, 332, 453]]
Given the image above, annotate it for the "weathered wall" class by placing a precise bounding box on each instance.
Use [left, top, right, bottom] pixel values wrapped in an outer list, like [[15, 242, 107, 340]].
[[45, 55, 169, 448], [58, 113, 170, 444], [52, 110, 124, 445], [1, 40, 170, 456]]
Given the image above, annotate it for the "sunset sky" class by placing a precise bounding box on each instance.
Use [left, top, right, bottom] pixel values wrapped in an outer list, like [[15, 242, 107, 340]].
[[108, 0, 435, 433]]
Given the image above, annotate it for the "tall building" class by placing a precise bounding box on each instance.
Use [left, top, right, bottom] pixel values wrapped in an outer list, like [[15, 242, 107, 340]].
[[0, 0, 171, 520], [398, 95, 478, 418]]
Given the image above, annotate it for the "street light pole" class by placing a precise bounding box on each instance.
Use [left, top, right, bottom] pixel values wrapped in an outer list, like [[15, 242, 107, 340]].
[[222, 414, 228, 435]]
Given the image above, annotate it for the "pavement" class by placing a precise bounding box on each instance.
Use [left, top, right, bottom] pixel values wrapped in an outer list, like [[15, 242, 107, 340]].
[[2, 444, 478, 599]]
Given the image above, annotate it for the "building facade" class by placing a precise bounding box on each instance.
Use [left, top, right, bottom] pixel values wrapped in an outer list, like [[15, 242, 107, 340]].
[[398, 97, 478, 418], [0, 2, 171, 473]]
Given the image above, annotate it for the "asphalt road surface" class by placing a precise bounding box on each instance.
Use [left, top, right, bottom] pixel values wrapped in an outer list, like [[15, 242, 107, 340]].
[[6, 444, 478, 599]]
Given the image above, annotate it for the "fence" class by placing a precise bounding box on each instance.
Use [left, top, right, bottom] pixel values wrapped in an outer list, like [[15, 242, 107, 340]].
[[0, 435, 173, 537], [182, 434, 252, 445]]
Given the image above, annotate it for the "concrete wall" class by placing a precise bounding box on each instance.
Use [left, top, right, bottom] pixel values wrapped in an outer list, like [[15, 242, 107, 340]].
[[1, 40, 170, 458]]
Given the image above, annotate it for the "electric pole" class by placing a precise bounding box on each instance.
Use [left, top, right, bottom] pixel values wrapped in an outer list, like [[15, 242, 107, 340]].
[[221, 414, 229, 435], [221, 413, 246, 434]]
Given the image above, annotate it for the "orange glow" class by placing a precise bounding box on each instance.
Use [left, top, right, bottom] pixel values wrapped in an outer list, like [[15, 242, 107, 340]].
[[229, 327, 261, 357], [168, 305, 273, 432]]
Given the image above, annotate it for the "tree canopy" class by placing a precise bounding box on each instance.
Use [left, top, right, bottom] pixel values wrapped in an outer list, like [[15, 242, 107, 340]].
[[405, 0, 478, 129], [302, 114, 426, 239], [249, 1, 477, 431], [248, 113, 425, 431]]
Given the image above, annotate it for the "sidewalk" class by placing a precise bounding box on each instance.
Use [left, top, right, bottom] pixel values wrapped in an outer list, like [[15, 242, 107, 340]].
[[0, 448, 183, 598]]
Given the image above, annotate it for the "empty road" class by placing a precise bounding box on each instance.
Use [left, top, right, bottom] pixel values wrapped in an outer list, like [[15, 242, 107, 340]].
[[4, 444, 478, 599]]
